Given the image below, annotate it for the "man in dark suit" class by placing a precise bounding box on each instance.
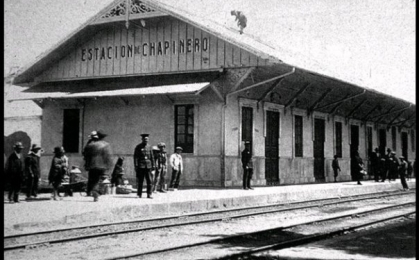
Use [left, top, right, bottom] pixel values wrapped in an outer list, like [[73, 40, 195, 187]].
[[241, 141, 254, 190], [25, 144, 43, 199], [5, 142, 25, 203], [134, 134, 155, 199]]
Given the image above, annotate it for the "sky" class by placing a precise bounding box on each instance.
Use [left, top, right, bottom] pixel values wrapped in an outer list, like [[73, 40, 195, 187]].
[[4, 0, 416, 103]]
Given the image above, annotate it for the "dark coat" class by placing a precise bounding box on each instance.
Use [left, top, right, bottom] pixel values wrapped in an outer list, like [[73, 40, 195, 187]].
[[84, 140, 113, 171], [134, 143, 155, 170], [48, 156, 67, 185], [5, 152, 24, 183], [241, 148, 253, 168], [156, 151, 167, 169], [25, 153, 41, 179]]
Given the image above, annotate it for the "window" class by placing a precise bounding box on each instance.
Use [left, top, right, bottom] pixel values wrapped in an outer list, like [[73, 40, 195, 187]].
[[175, 105, 194, 153], [392, 126, 397, 151], [335, 122, 342, 158], [411, 129, 415, 152], [241, 106, 253, 143], [294, 115, 303, 157], [63, 109, 80, 153]]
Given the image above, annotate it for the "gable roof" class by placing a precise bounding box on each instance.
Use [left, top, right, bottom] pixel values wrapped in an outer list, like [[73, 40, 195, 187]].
[[12, 0, 414, 108]]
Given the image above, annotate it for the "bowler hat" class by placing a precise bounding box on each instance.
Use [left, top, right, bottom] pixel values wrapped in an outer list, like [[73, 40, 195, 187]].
[[96, 130, 107, 139], [175, 146, 183, 151], [31, 144, 42, 151], [14, 142, 24, 149], [53, 146, 64, 154], [89, 131, 99, 139]]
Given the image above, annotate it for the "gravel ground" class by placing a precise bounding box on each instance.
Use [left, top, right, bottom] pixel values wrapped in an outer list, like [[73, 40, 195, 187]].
[[3, 192, 415, 260], [254, 217, 416, 260]]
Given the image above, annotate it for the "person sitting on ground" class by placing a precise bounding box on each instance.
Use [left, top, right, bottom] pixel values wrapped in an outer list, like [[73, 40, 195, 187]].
[[332, 155, 341, 182], [111, 157, 125, 187]]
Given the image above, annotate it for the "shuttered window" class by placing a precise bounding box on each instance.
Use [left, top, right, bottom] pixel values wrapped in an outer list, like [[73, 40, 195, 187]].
[[175, 105, 194, 153], [295, 115, 303, 157]]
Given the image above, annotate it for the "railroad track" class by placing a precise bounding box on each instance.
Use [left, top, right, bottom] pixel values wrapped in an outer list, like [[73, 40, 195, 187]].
[[104, 202, 416, 260], [4, 189, 414, 251]]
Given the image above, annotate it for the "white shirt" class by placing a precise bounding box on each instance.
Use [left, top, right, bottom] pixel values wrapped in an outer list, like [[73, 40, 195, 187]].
[[170, 153, 183, 171]]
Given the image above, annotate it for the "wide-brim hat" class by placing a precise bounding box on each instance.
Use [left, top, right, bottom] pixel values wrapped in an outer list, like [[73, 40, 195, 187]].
[[53, 146, 64, 154], [31, 144, 42, 151], [14, 142, 24, 149], [96, 130, 107, 138], [175, 146, 183, 151], [89, 131, 99, 139]]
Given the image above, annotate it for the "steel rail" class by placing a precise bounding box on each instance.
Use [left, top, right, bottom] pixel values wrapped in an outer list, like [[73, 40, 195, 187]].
[[4, 191, 415, 251], [4, 189, 414, 240], [102, 202, 415, 260]]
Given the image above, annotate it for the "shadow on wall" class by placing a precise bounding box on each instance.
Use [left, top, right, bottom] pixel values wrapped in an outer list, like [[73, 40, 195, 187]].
[[4, 131, 32, 162]]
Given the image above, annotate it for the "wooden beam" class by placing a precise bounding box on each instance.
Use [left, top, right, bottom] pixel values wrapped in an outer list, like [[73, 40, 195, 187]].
[[33, 99, 44, 109], [91, 11, 168, 25], [227, 67, 295, 97], [306, 88, 332, 116], [284, 83, 311, 108], [211, 84, 225, 102], [257, 78, 284, 103], [346, 99, 367, 118], [361, 100, 385, 121], [330, 93, 350, 115], [120, 97, 129, 105], [316, 89, 366, 110], [231, 68, 255, 92], [370, 104, 412, 121], [395, 113, 416, 128], [387, 110, 408, 128]]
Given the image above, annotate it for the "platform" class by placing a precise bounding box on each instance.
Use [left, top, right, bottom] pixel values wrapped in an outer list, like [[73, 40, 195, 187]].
[[4, 179, 416, 236]]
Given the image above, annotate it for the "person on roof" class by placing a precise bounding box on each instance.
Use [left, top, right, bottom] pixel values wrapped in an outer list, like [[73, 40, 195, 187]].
[[231, 10, 247, 34]]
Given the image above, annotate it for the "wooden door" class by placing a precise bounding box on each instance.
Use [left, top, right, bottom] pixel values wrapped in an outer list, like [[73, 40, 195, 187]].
[[265, 111, 279, 185], [378, 129, 387, 156], [401, 132, 408, 160], [350, 125, 360, 180], [313, 118, 325, 182]]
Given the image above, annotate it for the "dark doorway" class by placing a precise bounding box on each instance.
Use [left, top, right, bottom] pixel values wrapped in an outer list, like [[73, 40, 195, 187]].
[[350, 125, 360, 180], [401, 132, 408, 160], [241, 107, 253, 144], [265, 111, 279, 185], [378, 128, 387, 156], [313, 118, 325, 182], [63, 109, 80, 153]]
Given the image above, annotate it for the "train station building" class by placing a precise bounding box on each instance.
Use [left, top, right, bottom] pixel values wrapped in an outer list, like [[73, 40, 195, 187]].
[[12, 0, 416, 187]]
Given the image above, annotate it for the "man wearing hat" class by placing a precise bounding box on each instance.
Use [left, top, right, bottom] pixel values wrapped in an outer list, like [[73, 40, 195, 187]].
[[241, 141, 254, 190], [398, 156, 409, 190], [83, 130, 113, 202], [48, 146, 68, 200], [153, 142, 168, 193], [169, 146, 183, 190], [370, 147, 381, 182], [5, 142, 25, 203], [383, 148, 393, 182], [25, 144, 43, 199], [388, 151, 400, 182], [83, 130, 99, 196], [134, 134, 155, 198]]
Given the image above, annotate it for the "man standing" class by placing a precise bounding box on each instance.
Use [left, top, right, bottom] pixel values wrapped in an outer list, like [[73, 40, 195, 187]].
[[388, 151, 400, 182], [25, 144, 43, 199], [332, 155, 341, 182], [84, 131, 99, 196], [169, 147, 183, 191], [398, 156, 409, 191], [5, 142, 25, 203], [134, 134, 155, 198], [241, 141, 254, 190], [83, 130, 113, 202], [384, 148, 392, 182], [48, 146, 68, 200], [153, 142, 168, 193], [353, 151, 364, 185], [370, 147, 381, 182]]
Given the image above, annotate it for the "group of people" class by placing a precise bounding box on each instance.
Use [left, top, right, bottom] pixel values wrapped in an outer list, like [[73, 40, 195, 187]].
[[332, 147, 415, 190], [82, 131, 184, 201]]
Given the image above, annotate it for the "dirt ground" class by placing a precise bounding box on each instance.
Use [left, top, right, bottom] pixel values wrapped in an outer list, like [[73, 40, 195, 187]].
[[255, 218, 416, 260]]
